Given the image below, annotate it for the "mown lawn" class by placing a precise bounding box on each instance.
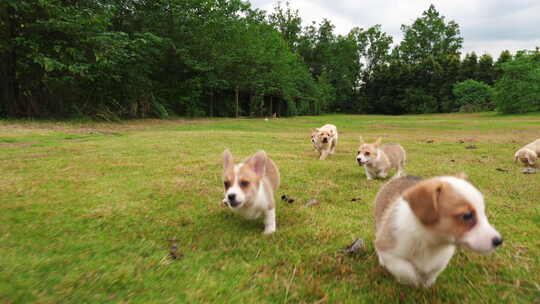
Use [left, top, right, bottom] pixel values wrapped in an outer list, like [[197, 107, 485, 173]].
[[1, 113, 539, 303]]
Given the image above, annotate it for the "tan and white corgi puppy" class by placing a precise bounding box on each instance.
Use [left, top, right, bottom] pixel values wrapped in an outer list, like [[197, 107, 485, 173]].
[[311, 124, 338, 160], [222, 150, 280, 234], [514, 138, 540, 167], [356, 137, 405, 180], [373, 174, 503, 287]]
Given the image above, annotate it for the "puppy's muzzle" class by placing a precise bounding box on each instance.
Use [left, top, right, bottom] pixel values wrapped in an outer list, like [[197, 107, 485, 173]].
[[227, 193, 240, 208], [322, 138, 328, 143], [356, 158, 365, 166], [492, 236, 503, 248]]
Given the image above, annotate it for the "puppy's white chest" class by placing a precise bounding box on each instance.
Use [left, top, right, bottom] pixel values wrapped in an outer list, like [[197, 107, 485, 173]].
[[409, 244, 455, 275], [232, 184, 270, 220], [234, 205, 263, 220]]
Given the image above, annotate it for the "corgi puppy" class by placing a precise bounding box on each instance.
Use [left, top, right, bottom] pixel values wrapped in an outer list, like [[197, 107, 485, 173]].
[[311, 124, 338, 160], [222, 150, 280, 234], [514, 138, 540, 167], [374, 174, 503, 287], [356, 137, 405, 180]]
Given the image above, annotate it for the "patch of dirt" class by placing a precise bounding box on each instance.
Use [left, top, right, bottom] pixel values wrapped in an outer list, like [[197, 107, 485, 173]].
[[0, 142, 34, 148], [0, 118, 216, 134]]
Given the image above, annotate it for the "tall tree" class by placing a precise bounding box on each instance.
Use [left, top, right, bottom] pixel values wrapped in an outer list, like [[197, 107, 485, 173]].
[[460, 52, 479, 81], [268, 1, 302, 52], [398, 4, 463, 64], [477, 54, 495, 85]]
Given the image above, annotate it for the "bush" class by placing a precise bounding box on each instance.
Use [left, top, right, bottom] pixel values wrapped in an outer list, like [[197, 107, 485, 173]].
[[452, 79, 494, 112], [494, 52, 540, 114], [403, 88, 438, 113]]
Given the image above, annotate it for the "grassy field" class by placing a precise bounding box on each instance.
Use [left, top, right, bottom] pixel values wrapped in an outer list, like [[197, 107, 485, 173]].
[[1, 113, 539, 303]]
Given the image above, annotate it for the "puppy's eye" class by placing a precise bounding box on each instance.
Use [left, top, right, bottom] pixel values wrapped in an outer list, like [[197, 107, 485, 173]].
[[461, 212, 475, 221], [364, 152, 370, 156], [240, 180, 249, 187], [224, 181, 231, 188]]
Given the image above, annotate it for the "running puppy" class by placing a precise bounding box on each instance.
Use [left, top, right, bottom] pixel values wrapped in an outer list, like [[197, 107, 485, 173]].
[[222, 150, 280, 234], [356, 137, 405, 180], [311, 124, 338, 160], [514, 138, 540, 167], [374, 174, 503, 287]]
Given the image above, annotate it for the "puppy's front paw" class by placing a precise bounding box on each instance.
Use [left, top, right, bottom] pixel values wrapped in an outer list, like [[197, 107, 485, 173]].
[[263, 228, 276, 235]]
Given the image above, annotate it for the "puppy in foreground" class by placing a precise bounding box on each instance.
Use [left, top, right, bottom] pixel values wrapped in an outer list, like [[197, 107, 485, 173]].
[[514, 138, 540, 167], [311, 124, 338, 160], [374, 174, 503, 287], [222, 150, 280, 234], [356, 137, 405, 180]]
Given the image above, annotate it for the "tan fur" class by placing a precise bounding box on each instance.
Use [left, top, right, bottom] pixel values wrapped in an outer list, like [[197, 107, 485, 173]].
[[222, 150, 280, 234], [375, 175, 501, 287], [311, 124, 338, 160], [357, 138, 406, 179], [402, 179, 477, 237], [243, 155, 280, 210], [374, 176, 422, 250], [515, 138, 540, 167], [374, 175, 480, 251]]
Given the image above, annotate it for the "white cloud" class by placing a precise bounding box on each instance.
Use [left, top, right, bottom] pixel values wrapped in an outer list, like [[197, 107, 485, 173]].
[[249, 0, 540, 58]]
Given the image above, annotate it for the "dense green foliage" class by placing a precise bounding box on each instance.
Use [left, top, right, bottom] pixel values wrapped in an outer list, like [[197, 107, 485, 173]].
[[453, 80, 494, 112], [494, 51, 540, 114], [0, 1, 538, 118]]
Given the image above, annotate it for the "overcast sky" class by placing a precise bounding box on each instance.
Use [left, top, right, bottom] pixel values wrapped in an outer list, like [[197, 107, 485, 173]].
[[249, 0, 540, 59]]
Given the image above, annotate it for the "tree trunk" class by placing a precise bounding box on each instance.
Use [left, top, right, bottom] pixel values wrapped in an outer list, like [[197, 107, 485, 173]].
[[209, 89, 214, 117], [0, 4, 18, 116], [235, 86, 239, 118]]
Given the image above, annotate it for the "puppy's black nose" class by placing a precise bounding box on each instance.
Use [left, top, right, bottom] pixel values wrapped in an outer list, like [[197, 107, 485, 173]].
[[227, 193, 236, 201], [492, 237, 503, 248]]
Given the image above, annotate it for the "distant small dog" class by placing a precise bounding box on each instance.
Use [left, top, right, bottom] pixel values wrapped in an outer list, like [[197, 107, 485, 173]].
[[356, 137, 405, 180], [311, 124, 338, 160], [514, 138, 540, 167], [374, 174, 502, 287], [222, 150, 280, 234]]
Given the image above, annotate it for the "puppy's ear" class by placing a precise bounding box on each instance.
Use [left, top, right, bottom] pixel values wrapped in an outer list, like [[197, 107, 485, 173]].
[[223, 149, 234, 170], [374, 137, 382, 146], [403, 179, 443, 226], [454, 172, 468, 180], [247, 150, 267, 178]]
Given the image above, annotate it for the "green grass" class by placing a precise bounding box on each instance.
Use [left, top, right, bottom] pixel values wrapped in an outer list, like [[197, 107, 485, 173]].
[[1, 113, 539, 303]]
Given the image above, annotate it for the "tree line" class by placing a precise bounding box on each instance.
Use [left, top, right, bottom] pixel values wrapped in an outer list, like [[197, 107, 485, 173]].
[[1, 1, 539, 119]]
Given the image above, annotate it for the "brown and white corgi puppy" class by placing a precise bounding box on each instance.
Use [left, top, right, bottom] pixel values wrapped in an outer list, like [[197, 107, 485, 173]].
[[356, 137, 405, 180], [311, 124, 338, 160], [514, 138, 540, 167], [222, 150, 280, 234], [373, 174, 503, 287]]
